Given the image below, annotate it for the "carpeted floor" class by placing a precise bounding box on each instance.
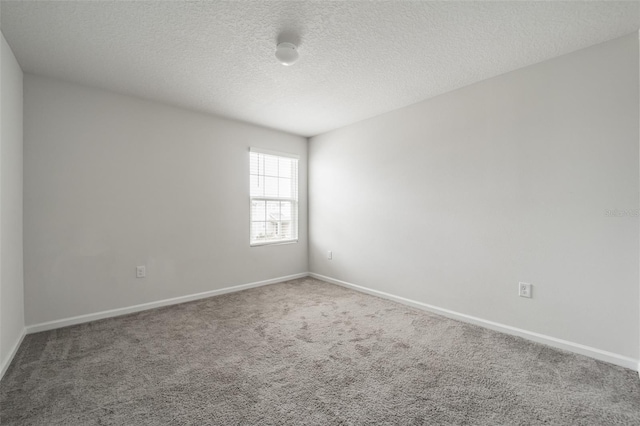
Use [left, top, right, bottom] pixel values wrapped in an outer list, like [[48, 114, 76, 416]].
[[1, 277, 640, 425]]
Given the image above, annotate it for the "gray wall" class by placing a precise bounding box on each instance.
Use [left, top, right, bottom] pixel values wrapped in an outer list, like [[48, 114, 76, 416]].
[[0, 33, 24, 372], [309, 34, 640, 359], [24, 74, 308, 325]]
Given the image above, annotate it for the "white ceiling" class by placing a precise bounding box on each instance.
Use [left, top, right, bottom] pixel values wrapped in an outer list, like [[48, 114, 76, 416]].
[[1, 1, 639, 137]]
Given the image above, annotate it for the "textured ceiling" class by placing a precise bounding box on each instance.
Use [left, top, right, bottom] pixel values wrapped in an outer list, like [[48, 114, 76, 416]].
[[1, 1, 639, 137]]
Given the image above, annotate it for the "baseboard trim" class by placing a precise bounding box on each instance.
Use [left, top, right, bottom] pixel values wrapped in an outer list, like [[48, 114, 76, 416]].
[[27, 272, 309, 334], [0, 327, 27, 381], [310, 273, 639, 372]]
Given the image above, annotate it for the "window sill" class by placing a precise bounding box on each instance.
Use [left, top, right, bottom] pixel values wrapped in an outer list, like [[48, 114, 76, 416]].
[[250, 239, 298, 247]]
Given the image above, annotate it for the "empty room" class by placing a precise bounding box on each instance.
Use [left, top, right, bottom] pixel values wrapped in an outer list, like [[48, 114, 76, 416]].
[[1, 1, 640, 424]]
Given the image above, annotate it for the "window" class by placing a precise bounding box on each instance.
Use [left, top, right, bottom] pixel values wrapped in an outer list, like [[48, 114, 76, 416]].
[[249, 148, 298, 246]]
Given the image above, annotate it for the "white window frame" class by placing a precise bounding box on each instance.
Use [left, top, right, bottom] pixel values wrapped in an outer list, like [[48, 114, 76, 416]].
[[249, 147, 299, 247]]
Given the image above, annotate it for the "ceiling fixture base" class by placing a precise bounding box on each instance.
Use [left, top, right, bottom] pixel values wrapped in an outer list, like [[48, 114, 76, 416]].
[[275, 42, 299, 66]]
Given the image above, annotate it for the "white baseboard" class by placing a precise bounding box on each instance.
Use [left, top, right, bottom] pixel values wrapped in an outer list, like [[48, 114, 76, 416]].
[[310, 273, 639, 372], [27, 272, 309, 334], [0, 327, 26, 381], [18, 271, 640, 374]]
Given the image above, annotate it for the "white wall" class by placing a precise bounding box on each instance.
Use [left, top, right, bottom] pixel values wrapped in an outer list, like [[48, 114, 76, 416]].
[[0, 33, 24, 373], [309, 34, 640, 360], [24, 74, 308, 325]]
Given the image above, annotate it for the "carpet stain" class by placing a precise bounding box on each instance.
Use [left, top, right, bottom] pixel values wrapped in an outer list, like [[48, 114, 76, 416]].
[[355, 344, 371, 357], [393, 341, 411, 350]]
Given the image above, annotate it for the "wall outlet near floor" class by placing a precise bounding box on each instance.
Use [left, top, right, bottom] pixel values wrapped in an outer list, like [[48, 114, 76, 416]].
[[518, 282, 532, 298], [136, 265, 146, 278], [327, 250, 332, 260]]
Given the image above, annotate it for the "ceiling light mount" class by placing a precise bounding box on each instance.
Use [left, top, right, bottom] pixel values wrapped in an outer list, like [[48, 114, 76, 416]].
[[275, 42, 299, 66]]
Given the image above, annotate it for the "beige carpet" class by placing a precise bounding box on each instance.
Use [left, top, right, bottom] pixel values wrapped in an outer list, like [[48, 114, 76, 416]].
[[1, 277, 639, 425]]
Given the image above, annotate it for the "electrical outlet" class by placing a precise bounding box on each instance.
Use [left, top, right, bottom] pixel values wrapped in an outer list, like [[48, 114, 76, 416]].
[[327, 250, 332, 260], [519, 282, 532, 298], [136, 266, 146, 278]]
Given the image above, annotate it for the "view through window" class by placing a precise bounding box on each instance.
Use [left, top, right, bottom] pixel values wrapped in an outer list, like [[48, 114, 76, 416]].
[[249, 148, 298, 245]]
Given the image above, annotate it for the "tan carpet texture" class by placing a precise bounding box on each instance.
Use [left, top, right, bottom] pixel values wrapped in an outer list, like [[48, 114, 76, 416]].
[[1, 277, 639, 425]]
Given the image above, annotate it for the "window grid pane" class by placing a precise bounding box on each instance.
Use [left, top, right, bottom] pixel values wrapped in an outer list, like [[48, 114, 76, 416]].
[[250, 151, 298, 245]]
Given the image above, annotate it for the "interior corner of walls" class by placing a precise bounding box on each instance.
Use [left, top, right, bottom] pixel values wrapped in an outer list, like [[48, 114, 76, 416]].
[[0, 327, 26, 382]]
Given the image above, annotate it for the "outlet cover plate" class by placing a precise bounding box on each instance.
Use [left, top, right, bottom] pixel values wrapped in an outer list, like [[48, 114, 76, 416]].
[[519, 282, 532, 298], [136, 266, 146, 278]]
